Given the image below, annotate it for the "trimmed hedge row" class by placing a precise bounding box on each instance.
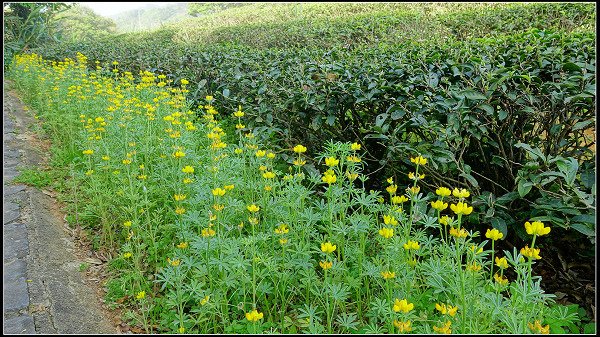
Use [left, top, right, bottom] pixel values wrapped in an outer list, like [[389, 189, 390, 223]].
[[31, 5, 596, 246]]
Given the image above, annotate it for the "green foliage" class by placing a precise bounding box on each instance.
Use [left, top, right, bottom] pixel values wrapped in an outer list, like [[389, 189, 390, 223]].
[[13, 166, 52, 188], [54, 4, 116, 42], [30, 2, 596, 248], [188, 2, 250, 17]]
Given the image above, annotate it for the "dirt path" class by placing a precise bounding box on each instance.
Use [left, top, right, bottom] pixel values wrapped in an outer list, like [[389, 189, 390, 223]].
[[3, 82, 121, 334]]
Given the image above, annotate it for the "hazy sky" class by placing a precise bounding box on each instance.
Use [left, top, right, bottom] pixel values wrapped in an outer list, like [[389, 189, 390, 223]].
[[78, 2, 177, 17]]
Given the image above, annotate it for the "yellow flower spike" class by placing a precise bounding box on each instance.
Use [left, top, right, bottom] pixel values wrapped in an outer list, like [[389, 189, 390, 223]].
[[351, 142, 362, 151], [407, 172, 425, 180], [392, 298, 414, 313], [234, 148, 243, 154], [378, 227, 394, 239], [391, 195, 408, 204], [177, 242, 188, 249], [262, 171, 276, 179], [212, 188, 226, 197], [485, 228, 504, 241], [346, 155, 361, 163], [324, 157, 339, 167], [524, 221, 551, 236], [183, 177, 193, 184], [123, 252, 132, 258], [410, 155, 427, 166], [528, 320, 550, 334], [403, 240, 420, 250], [259, 165, 267, 171], [466, 262, 482, 272], [439, 215, 452, 225], [123, 221, 132, 228], [408, 186, 421, 195], [447, 305, 458, 317], [393, 320, 411, 333], [430, 200, 449, 211], [175, 207, 186, 215], [82, 149, 94, 155], [200, 295, 210, 305], [274, 224, 289, 235], [224, 184, 235, 191], [135, 291, 145, 300], [520, 245, 542, 260], [449, 227, 469, 238], [293, 144, 307, 153], [346, 171, 358, 181], [279, 238, 288, 245], [255, 150, 266, 157], [435, 303, 448, 315], [182, 166, 194, 174], [495, 256, 509, 269], [387, 177, 394, 184], [319, 260, 333, 270], [320, 242, 337, 254], [452, 188, 471, 198], [494, 273, 509, 286], [386, 184, 398, 194], [321, 172, 337, 184], [433, 320, 452, 334], [245, 309, 264, 322], [266, 152, 276, 159], [436, 186, 452, 197], [247, 204, 260, 213], [181, 79, 189, 85], [201, 228, 216, 237], [383, 215, 398, 226], [173, 150, 186, 158], [381, 270, 396, 279], [213, 204, 224, 212], [450, 201, 473, 215]]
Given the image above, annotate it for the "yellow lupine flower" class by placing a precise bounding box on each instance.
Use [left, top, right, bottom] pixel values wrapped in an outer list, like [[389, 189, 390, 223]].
[[381, 270, 396, 279], [410, 155, 427, 165], [408, 172, 424, 180], [346, 171, 358, 180], [234, 148, 243, 154], [450, 202, 473, 215], [181, 79, 189, 85], [255, 150, 266, 157], [175, 207, 186, 215], [439, 215, 452, 226], [347, 155, 361, 163], [200, 295, 210, 305], [393, 298, 414, 313], [393, 320, 411, 333], [433, 320, 452, 334], [449, 227, 468, 238], [528, 320, 550, 334], [201, 228, 216, 237], [322, 172, 337, 184], [246, 309, 264, 322], [383, 215, 398, 226], [319, 260, 333, 270], [247, 204, 260, 213], [435, 303, 448, 315], [387, 177, 394, 184], [466, 262, 482, 272], [403, 240, 420, 250], [212, 188, 226, 196], [378, 227, 394, 239], [320, 242, 337, 254], [177, 242, 188, 249], [82, 149, 94, 155], [494, 273, 509, 286], [386, 184, 398, 194], [213, 204, 224, 212], [102, 155, 110, 161], [224, 184, 235, 191], [182, 166, 194, 173], [495, 256, 509, 269], [391, 195, 408, 204], [135, 291, 145, 300], [274, 224, 289, 234], [436, 187, 452, 197], [409, 186, 421, 194], [279, 238, 288, 245], [266, 152, 275, 159], [485, 228, 504, 241], [524, 221, 551, 236], [452, 188, 470, 198], [168, 258, 180, 266], [351, 142, 361, 151], [173, 150, 185, 158], [521, 245, 542, 260], [123, 221, 132, 228], [262, 171, 276, 179], [431, 200, 449, 211], [293, 144, 307, 153], [325, 157, 339, 167], [123, 252, 132, 258]]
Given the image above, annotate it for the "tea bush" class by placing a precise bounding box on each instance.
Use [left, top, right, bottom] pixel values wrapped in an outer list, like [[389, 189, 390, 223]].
[[8, 52, 589, 334]]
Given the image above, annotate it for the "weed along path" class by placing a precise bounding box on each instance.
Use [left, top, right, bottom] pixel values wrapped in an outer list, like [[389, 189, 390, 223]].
[[3, 81, 119, 334]]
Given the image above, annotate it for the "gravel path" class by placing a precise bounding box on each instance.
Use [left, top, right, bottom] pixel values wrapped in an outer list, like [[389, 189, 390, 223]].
[[3, 82, 119, 334]]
